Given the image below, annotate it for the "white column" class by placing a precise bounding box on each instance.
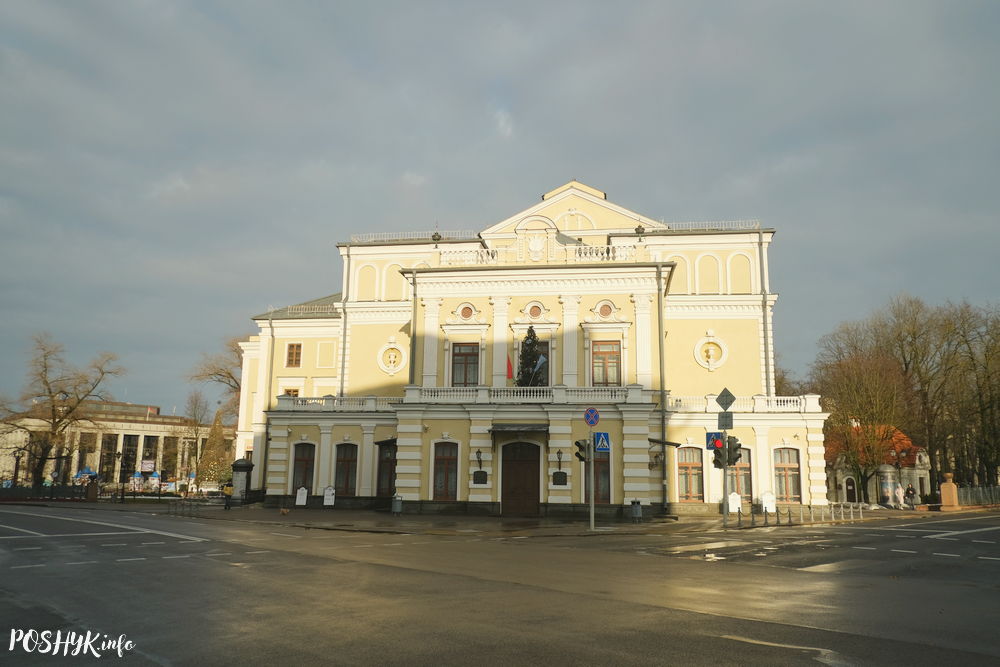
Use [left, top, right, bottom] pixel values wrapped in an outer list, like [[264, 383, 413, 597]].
[[632, 293, 653, 388], [359, 423, 376, 496], [318, 425, 333, 490], [421, 297, 442, 387], [560, 295, 581, 386], [491, 296, 511, 386]]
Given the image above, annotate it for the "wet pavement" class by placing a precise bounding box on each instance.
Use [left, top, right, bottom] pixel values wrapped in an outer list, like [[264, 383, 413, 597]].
[[0, 498, 942, 538]]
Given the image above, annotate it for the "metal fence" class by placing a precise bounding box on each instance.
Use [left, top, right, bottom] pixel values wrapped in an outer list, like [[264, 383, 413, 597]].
[[957, 485, 1000, 506]]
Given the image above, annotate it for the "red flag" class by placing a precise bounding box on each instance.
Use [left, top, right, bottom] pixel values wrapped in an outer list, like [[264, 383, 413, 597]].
[[506, 353, 513, 379]]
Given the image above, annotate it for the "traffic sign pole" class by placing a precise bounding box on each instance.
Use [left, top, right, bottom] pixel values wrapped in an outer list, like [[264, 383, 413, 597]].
[[589, 428, 595, 531], [722, 427, 729, 529]]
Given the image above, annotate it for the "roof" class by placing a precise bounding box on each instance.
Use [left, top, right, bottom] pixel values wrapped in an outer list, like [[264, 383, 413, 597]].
[[253, 293, 343, 321]]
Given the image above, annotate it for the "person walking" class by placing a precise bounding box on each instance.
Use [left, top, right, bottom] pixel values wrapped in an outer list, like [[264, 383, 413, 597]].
[[222, 481, 234, 510], [904, 483, 916, 508]]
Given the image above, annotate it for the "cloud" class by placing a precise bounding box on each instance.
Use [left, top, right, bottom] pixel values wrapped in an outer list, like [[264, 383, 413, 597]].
[[1, 0, 999, 408]]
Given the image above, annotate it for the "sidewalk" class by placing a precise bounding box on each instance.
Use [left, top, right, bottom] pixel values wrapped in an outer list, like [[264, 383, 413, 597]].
[[2, 499, 943, 538]]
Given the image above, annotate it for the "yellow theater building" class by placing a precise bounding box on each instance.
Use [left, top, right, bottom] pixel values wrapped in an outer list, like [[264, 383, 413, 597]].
[[235, 181, 828, 516]]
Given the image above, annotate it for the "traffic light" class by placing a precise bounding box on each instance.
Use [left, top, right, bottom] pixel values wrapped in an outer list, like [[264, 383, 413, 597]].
[[574, 439, 589, 462], [712, 446, 724, 469], [726, 435, 742, 466]]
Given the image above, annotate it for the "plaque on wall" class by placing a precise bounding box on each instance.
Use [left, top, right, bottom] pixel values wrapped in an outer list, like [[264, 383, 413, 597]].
[[552, 471, 568, 486], [472, 470, 488, 485]]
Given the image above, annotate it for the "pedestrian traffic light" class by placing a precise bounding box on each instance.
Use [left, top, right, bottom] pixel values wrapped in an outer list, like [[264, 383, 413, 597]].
[[712, 447, 724, 469], [574, 439, 589, 462], [726, 435, 742, 466]]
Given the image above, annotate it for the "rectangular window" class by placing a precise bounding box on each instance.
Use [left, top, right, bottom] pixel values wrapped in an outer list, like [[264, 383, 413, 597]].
[[451, 343, 479, 387], [774, 448, 801, 503], [376, 444, 397, 497], [286, 343, 302, 368], [161, 437, 178, 479], [677, 447, 704, 501], [121, 435, 139, 482], [726, 449, 753, 503], [99, 434, 118, 482], [592, 341, 621, 386]]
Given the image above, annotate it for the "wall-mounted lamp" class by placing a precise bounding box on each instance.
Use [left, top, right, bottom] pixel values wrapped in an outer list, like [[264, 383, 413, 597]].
[[635, 224, 645, 241], [556, 449, 563, 471], [476, 449, 483, 471]]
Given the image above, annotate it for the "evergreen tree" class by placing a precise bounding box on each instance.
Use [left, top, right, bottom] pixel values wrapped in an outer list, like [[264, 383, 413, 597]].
[[198, 411, 233, 484], [516, 326, 547, 387]]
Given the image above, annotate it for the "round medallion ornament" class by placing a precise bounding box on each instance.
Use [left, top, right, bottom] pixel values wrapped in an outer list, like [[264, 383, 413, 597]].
[[377, 341, 407, 376], [693, 330, 728, 372]]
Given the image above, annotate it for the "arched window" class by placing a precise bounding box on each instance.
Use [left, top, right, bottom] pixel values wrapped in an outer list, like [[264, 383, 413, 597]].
[[292, 443, 315, 493], [677, 447, 704, 502], [334, 444, 358, 496], [726, 448, 752, 502], [434, 443, 458, 501], [773, 448, 801, 502]]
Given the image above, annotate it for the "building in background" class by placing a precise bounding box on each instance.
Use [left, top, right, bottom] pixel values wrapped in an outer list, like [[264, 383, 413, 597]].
[[0, 401, 233, 493], [236, 181, 829, 515], [825, 427, 931, 504]]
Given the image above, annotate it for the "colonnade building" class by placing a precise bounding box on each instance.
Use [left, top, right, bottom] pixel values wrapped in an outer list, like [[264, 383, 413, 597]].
[[236, 181, 828, 515]]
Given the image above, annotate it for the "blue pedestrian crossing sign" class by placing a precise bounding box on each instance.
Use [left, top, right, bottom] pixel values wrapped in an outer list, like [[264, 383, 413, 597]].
[[594, 432, 611, 452]]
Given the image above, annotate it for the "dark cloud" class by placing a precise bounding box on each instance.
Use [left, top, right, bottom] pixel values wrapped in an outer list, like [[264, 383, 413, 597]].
[[2, 0, 998, 408]]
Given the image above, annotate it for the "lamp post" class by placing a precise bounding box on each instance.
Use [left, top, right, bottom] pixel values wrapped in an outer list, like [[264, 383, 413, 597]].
[[13, 451, 24, 487], [115, 451, 125, 503]]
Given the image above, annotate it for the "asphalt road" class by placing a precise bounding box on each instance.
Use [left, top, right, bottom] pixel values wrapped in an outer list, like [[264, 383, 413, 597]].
[[1, 506, 998, 666]]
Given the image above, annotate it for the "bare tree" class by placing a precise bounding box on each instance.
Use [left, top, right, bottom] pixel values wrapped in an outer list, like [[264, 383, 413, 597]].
[[812, 321, 906, 503], [0, 333, 124, 489], [174, 390, 211, 493], [189, 336, 244, 420]]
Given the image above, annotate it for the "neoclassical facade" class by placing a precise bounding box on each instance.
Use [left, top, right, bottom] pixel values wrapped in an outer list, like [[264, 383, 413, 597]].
[[236, 181, 828, 515]]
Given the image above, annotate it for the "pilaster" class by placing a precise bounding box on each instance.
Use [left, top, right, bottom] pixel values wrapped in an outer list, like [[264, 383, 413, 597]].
[[560, 295, 581, 386], [490, 296, 511, 387]]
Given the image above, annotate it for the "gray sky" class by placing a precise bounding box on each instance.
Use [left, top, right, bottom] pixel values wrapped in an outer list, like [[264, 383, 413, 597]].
[[2, 1, 998, 415]]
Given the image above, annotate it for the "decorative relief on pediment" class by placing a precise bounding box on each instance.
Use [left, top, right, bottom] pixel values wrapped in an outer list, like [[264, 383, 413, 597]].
[[513, 300, 556, 325], [585, 299, 626, 323], [446, 302, 486, 325]]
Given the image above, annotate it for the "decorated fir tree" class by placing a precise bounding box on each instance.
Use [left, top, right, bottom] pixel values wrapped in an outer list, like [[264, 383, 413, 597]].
[[515, 326, 547, 387]]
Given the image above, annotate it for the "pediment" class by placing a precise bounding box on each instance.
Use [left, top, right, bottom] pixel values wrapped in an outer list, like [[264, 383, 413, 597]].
[[479, 181, 668, 240]]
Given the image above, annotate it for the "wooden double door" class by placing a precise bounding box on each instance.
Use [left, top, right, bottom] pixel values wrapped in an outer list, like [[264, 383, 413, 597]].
[[501, 442, 540, 516]]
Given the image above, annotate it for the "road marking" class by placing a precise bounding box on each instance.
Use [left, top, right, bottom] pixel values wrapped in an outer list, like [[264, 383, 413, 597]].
[[204, 552, 231, 557], [978, 556, 1000, 561], [244, 550, 270, 554], [929, 526, 1000, 539], [141, 542, 165, 546], [0, 510, 207, 542], [0, 524, 44, 536], [11, 564, 44, 569], [973, 540, 995, 544], [932, 553, 960, 558], [721, 635, 839, 663], [891, 549, 917, 554], [927, 537, 959, 541], [894, 535, 916, 539], [852, 546, 877, 551], [271, 532, 301, 538], [65, 561, 98, 565], [13, 547, 42, 551], [101, 543, 127, 547], [117, 558, 146, 562], [162, 555, 191, 559]]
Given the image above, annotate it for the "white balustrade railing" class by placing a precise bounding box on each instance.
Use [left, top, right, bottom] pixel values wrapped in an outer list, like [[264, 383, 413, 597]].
[[274, 390, 818, 412]]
